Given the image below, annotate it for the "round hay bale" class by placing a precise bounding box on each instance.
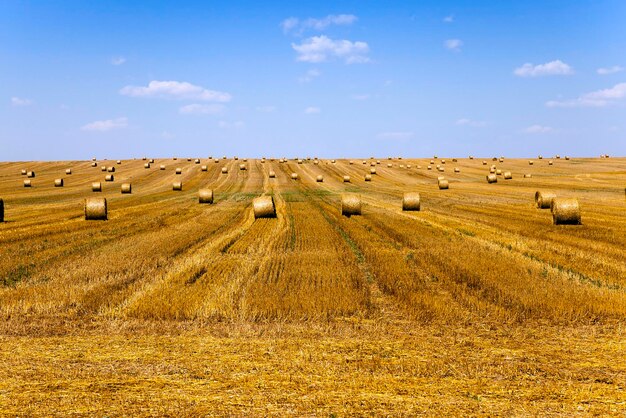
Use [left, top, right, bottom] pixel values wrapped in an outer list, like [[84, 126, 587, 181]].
[[234, 156, 239, 160], [441, 160, 446, 164], [490, 167, 496, 173], [314, 160, 319, 165], [538, 155, 543, 160], [482, 161, 487, 165], [377, 160, 381, 165], [214, 159, 219, 163], [535, 191, 556, 209], [437, 176, 445, 181], [239, 164, 246, 171], [331, 159, 336, 164], [149, 159, 155, 163], [91, 162, 98, 167], [402, 192, 420, 211], [176, 168, 182, 174], [452, 159, 458, 163], [565, 156, 570, 160], [142, 157, 147, 161], [343, 175, 351, 183], [370, 168, 377, 174], [101, 166, 107, 172], [469, 156, 474, 160], [524, 174, 532, 178], [438, 167, 445, 172], [54, 178, 64, 187], [23, 179, 31, 187], [108, 166, 115, 173], [117, 160, 122, 164], [316, 175, 323, 182], [144, 163, 151, 169], [291, 173, 298, 180], [499, 158, 504, 163], [438, 179, 449, 189], [201, 165, 208, 171], [387, 163, 393, 168], [269, 170, 276, 178], [27, 171, 35, 178], [552, 198, 581, 225], [400, 164, 405, 169], [341, 194, 361, 216], [504, 171, 512, 180], [21, 169, 26, 175], [529, 160, 534, 165], [92, 182, 102, 192], [454, 168, 460, 173], [362, 160, 367, 165], [172, 182, 183, 191], [92, 157, 97, 161], [298, 159, 304, 164], [85, 197, 107, 220], [253, 196, 276, 218], [160, 165, 166, 170], [105, 174, 114, 182], [486, 174, 497, 183], [198, 189, 213, 204], [121, 183, 132, 194], [496, 169, 502, 175], [221, 167, 228, 174], [556, 155, 561, 159], [0, 198, 3, 222], [222, 156, 227, 160], [427, 165, 432, 170], [364, 174, 372, 181], [548, 160, 553, 165], [407, 164, 412, 169], [195, 158, 201, 164]]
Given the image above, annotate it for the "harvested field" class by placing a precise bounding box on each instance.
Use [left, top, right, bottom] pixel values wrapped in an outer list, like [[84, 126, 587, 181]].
[[0, 156, 625, 415]]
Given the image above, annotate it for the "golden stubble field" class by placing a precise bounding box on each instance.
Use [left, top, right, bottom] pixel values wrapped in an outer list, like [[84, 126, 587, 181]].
[[0, 155, 625, 416]]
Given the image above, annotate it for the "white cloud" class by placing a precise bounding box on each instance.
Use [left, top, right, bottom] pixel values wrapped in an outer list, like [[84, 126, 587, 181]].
[[377, 132, 414, 140], [218, 120, 244, 129], [352, 94, 370, 100], [292, 35, 370, 64], [282, 14, 357, 34], [111, 56, 126, 66], [304, 106, 320, 114], [456, 118, 487, 127], [546, 82, 626, 108], [514, 60, 573, 77], [11, 97, 32, 106], [120, 80, 231, 102], [444, 39, 463, 51], [443, 15, 454, 23], [179, 103, 225, 115], [597, 66, 624, 75], [524, 124, 554, 134], [256, 105, 276, 112], [81, 117, 128, 132], [298, 68, 321, 83]]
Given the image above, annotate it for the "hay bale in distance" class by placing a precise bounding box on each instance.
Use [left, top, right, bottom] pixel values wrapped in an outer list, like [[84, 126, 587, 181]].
[[91, 162, 97, 167], [427, 165, 432, 170], [552, 198, 581, 225], [548, 160, 553, 165], [54, 178, 64, 187], [454, 168, 460, 173], [316, 175, 323, 182], [239, 164, 246, 171], [65, 169, 72, 175], [144, 163, 151, 169], [438, 179, 449, 189], [27, 171, 35, 178], [402, 192, 420, 211], [195, 158, 201, 164], [172, 182, 183, 191], [221, 167, 228, 174], [269, 170, 276, 178], [101, 166, 107, 172], [486, 174, 497, 183], [21, 169, 26, 175], [23, 179, 32, 187], [291, 173, 298, 180], [176, 168, 182, 174], [105, 174, 114, 182], [524, 174, 532, 178], [529, 160, 534, 165], [364, 174, 372, 181], [92, 182, 102, 192], [370, 168, 377, 175], [160, 165, 166, 170], [504, 171, 512, 180], [117, 160, 122, 164], [343, 175, 351, 183], [108, 166, 115, 173], [85, 197, 107, 220], [482, 161, 487, 165], [121, 183, 132, 194], [149, 159, 155, 164], [201, 165, 208, 171], [253, 196, 276, 218], [496, 169, 502, 175], [341, 194, 361, 216], [198, 189, 213, 204], [535, 191, 557, 209]]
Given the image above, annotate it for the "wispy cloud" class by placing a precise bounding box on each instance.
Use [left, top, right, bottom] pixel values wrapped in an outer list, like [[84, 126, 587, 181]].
[[304, 106, 320, 114], [352, 94, 370, 100], [10, 97, 32, 106], [292, 35, 370, 64], [81, 117, 128, 131], [456, 118, 487, 127], [179, 103, 225, 115], [443, 15, 454, 23], [514, 60, 573, 77], [377, 131, 414, 140], [218, 120, 244, 129], [256, 105, 276, 112], [524, 124, 554, 134], [120, 80, 231, 102], [298, 68, 321, 83], [444, 39, 463, 52], [111, 56, 126, 66], [546, 82, 626, 108], [281, 14, 357, 34], [597, 65, 624, 75]]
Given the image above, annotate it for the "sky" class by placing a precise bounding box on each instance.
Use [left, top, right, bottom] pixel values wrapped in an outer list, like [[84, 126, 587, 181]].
[[1, 0, 625, 160]]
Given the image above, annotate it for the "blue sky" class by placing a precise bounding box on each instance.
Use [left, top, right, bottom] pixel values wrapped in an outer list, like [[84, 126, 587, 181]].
[[1, 0, 625, 160]]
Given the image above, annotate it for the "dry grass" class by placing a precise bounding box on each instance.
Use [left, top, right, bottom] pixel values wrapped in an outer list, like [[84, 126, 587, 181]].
[[0, 156, 625, 415]]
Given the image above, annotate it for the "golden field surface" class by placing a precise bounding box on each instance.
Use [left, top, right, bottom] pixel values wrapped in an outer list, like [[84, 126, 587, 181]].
[[0, 156, 625, 416]]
